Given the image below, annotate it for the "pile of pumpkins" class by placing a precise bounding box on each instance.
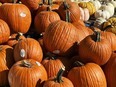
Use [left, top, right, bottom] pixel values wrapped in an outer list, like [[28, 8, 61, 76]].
[[0, 0, 116, 87]]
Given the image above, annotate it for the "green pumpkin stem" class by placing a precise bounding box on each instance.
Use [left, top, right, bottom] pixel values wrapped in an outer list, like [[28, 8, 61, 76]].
[[48, 0, 52, 5], [16, 32, 23, 41], [63, 1, 69, 10], [94, 31, 101, 42], [20, 60, 32, 68], [55, 67, 65, 83], [66, 10, 70, 22], [73, 61, 84, 67]]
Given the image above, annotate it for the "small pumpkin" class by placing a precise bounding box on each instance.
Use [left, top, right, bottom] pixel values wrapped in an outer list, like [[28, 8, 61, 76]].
[[79, 7, 90, 22], [79, 31, 112, 65], [58, 1, 81, 22], [0, 19, 10, 44], [94, 9, 111, 19], [42, 53, 65, 78], [103, 17, 116, 34], [34, 6, 61, 34], [8, 59, 48, 87], [14, 38, 43, 62], [91, 0, 101, 11], [78, 1, 96, 15], [0, 45, 14, 86], [0, 1, 31, 34], [43, 67, 74, 87], [67, 61, 107, 87]]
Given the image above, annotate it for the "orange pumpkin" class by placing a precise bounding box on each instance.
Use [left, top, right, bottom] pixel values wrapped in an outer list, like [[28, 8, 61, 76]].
[[79, 31, 112, 65], [68, 61, 107, 87], [8, 59, 48, 87], [43, 68, 74, 87], [14, 38, 43, 62], [58, 1, 81, 22], [34, 6, 61, 34], [0, 45, 14, 86], [0, 2, 31, 34], [0, 19, 10, 44]]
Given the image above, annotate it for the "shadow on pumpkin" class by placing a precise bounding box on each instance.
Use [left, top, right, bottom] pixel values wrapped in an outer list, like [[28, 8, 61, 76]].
[[36, 79, 45, 87]]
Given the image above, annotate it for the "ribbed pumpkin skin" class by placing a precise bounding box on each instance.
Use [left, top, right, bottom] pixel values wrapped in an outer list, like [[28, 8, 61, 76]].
[[103, 55, 116, 87], [0, 3, 31, 34], [79, 34, 112, 65], [68, 63, 107, 87], [14, 38, 43, 62], [101, 31, 116, 51], [20, 0, 41, 11], [0, 19, 10, 44], [0, 45, 14, 86], [8, 59, 47, 87], [34, 11, 61, 34], [42, 58, 65, 78], [43, 77, 74, 87], [43, 20, 84, 56], [58, 2, 81, 22]]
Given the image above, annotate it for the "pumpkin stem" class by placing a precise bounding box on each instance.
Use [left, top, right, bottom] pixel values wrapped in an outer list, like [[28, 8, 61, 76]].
[[94, 31, 101, 42], [46, 52, 56, 60], [55, 67, 65, 83], [66, 10, 70, 22], [48, 0, 52, 5], [47, 6, 51, 11], [12, 0, 17, 3], [73, 61, 84, 67], [63, 1, 69, 10], [16, 32, 23, 41], [20, 60, 32, 68]]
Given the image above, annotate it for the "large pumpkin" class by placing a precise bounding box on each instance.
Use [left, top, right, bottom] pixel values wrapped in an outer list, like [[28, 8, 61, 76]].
[[103, 51, 116, 87], [43, 68, 74, 87], [0, 2, 31, 34], [8, 59, 48, 87], [58, 1, 81, 22], [67, 61, 107, 87], [43, 18, 84, 56], [14, 38, 43, 62], [79, 31, 112, 65], [0, 19, 10, 44], [0, 45, 14, 86]]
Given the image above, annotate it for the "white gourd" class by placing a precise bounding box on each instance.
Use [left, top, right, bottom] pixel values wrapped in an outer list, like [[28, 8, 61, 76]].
[[91, 0, 101, 10]]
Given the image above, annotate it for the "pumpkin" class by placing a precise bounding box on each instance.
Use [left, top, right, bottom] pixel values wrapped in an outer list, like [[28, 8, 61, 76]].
[[43, 11, 84, 56], [14, 38, 43, 62], [34, 6, 61, 34], [79, 7, 90, 22], [103, 51, 116, 87], [20, 0, 41, 11], [43, 67, 74, 87], [79, 31, 112, 65], [94, 17, 106, 29], [78, 1, 96, 15], [103, 17, 116, 34], [0, 1, 31, 34], [99, 2, 115, 16], [94, 9, 111, 19], [8, 59, 47, 87], [109, 0, 116, 8], [67, 61, 107, 87], [42, 53, 65, 78], [101, 31, 116, 51], [0, 45, 14, 86], [91, 0, 101, 11], [7, 32, 25, 47], [58, 1, 81, 22], [0, 19, 10, 44]]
